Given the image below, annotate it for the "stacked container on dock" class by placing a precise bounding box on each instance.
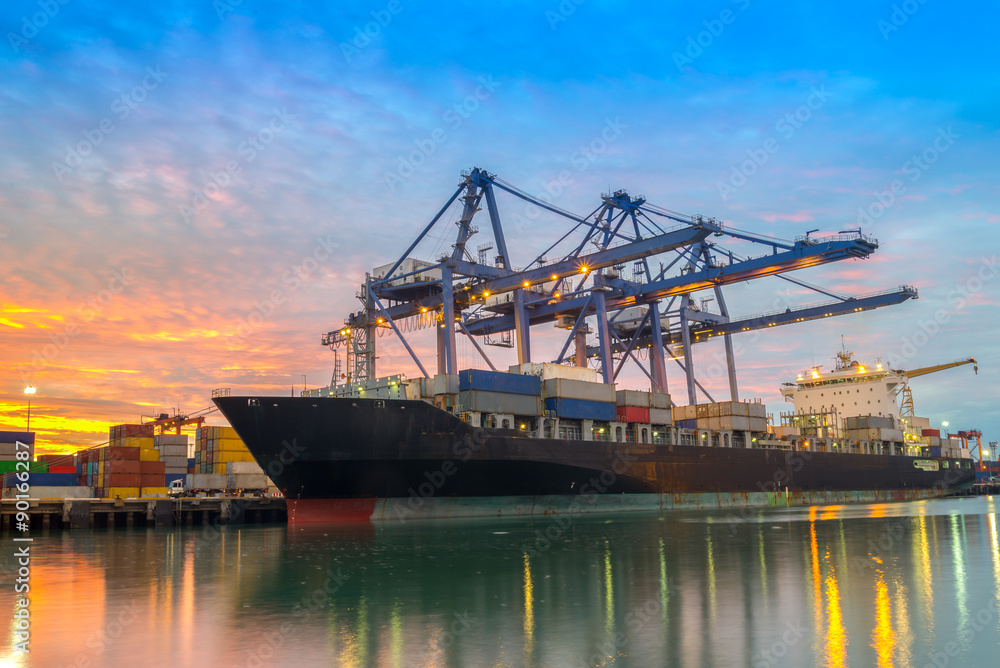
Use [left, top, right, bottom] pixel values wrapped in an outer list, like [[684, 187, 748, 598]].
[[458, 369, 542, 416], [0, 431, 34, 466]]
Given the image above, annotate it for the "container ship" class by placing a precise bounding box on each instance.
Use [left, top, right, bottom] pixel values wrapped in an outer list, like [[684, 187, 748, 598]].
[[215, 354, 976, 524], [214, 169, 978, 522]]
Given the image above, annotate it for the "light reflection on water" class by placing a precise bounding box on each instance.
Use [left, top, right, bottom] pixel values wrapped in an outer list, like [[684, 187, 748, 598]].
[[1, 497, 1000, 667]]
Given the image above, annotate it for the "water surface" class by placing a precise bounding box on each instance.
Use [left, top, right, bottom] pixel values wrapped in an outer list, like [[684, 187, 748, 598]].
[[3, 497, 1000, 666]]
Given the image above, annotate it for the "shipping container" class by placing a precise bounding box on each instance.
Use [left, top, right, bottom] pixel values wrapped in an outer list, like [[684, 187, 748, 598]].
[[5, 486, 91, 499], [218, 438, 249, 453], [650, 392, 671, 410], [227, 461, 266, 474], [165, 473, 185, 486], [48, 465, 77, 474], [433, 373, 460, 396], [229, 473, 270, 489], [921, 428, 941, 437], [649, 408, 673, 425], [106, 446, 140, 461], [542, 378, 616, 403], [748, 403, 767, 419], [459, 369, 541, 395], [106, 473, 142, 488], [116, 424, 154, 438], [157, 444, 188, 458], [930, 446, 942, 457], [3, 472, 78, 487], [544, 397, 617, 421], [616, 406, 650, 423], [0, 431, 34, 444], [140, 487, 170, 497], [459, 390, 542, 416], [615, 390, 650, 408], [188, 473, 227, 489], [106, 460, 141, 475], [139, 461, 166, 474], [0, 461, 48, 473], [139, 448, 160, 462], [509, 362, 600, 383]]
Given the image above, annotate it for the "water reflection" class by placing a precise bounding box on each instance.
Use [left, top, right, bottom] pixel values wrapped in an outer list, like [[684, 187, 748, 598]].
[[2, 498, 1000, 666]]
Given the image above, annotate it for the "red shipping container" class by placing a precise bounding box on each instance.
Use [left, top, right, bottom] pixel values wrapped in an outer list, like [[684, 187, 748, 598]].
[[49, 465, 77, 474], [107, 460, 141, 474], [107, 446, 140, 461], [922, 429, 941, 437], [106, 473, 141, 487], [140, 460, 166, 474], [117, 423, 154, 437], [616, 406, 650, 423], [139, 474, 165, 487]]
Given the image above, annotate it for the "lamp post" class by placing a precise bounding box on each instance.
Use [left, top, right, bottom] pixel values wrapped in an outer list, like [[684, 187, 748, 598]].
[[24, 386, 36, 432]]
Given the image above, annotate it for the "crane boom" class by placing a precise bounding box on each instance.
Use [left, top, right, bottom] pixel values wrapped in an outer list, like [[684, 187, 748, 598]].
[[903, 357, 977, 379]]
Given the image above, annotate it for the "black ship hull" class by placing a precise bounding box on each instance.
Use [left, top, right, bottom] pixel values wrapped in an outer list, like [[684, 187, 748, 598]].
[[214, 396, 975, 523]]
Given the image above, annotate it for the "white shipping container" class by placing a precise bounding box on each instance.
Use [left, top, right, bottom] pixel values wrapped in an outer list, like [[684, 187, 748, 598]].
[[616, 390, 650, 408], [434, 373, 459, 396], [749, 403, 767, 419], [510, 363, 600, 383], [650, 392, 671, 410], [228, 461, 266, 474], [749, 418, 768, 432], [879, 428, 903, 442], [721, 415, 751, 431], [158, 445, 188, 458], [708, 403, 721, 417], [649, 408, 672, 425], [230, 473, 269, 489], [188, 473, 227, 489], [542, 378, 616, 403], [1, 486, 92, 499], [0, 442, 33, 457]]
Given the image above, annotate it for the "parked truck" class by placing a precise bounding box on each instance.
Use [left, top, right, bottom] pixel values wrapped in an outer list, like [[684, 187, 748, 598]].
[[168, 473, 272, 497]]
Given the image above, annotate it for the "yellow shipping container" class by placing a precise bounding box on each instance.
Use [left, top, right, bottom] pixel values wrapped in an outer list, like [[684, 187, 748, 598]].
[[106, 487, 140, 499], [140, 487, 169, 496], [125, 436, 155, 449], [139, 447, 160, 462], [218, 438, 248, 452], [214, 463, 227, 474], [217, 451, 256, 463], [220, 426, 239, 439]]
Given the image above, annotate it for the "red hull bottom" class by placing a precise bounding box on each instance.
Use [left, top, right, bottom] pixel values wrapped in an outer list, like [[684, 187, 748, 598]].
[[287, 498, 377, 523]]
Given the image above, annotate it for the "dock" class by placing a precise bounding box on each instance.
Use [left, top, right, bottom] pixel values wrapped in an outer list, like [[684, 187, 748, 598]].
[[0, 496, 287, 531]]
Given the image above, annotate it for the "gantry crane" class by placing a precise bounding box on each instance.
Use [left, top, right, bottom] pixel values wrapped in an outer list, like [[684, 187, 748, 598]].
[[323, 168, 919, 404]]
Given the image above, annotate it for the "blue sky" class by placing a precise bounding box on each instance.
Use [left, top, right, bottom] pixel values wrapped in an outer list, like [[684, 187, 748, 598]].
[[1, 0, 998, 452]]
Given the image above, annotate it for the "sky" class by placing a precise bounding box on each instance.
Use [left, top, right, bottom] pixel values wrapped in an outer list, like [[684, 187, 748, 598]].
[[1, 0, 998, 456]]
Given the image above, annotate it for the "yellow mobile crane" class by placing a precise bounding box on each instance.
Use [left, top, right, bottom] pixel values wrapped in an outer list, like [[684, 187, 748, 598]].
[[898, 357, 977, 418]]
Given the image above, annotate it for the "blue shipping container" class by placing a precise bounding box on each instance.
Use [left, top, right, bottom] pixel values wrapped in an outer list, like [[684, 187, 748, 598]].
[[930, 446, 942, 457], [459, 369, 541, 395], [187, 458, 196, 468], [166, 473, 185, 486], [544, 397, 617, 422], [4, 472, 79, 487], [0, 431, 34, 444]]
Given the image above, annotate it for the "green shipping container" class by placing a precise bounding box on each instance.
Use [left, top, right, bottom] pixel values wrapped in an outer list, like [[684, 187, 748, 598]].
[[0, 461, 49, 473]]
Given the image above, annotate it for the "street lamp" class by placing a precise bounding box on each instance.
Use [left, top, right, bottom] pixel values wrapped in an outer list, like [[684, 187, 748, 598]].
[[24, 386, 36, 432]]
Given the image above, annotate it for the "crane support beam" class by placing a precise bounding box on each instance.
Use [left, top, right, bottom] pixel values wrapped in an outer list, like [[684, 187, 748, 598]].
[[583, 286, 919, 358], [371, 225, 716, 323], [611, 236, 879, 303], [903, 357, 977, 379]]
